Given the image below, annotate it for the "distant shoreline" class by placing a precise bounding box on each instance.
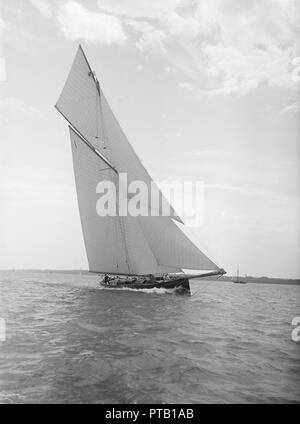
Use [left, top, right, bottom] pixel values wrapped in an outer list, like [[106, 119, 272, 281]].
[[202, 276, 300, 286], [0, 269, 299, 286]]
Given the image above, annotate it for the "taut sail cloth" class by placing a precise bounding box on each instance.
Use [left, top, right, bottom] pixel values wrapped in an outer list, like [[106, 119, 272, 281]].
[[56, 46, 221, 276]]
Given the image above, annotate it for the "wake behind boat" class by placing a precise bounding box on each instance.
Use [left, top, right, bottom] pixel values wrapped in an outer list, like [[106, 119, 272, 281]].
[[55, 46, 226, 295]]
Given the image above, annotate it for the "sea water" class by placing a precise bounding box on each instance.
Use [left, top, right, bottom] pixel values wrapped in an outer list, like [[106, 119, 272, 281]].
[[0, 270, 299, 403]]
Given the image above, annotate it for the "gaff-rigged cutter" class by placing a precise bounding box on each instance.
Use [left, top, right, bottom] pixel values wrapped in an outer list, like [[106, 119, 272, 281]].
[[55, 46, 226, 295]]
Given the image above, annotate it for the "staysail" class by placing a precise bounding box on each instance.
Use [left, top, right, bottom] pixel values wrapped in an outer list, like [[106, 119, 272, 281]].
[[56, 46, 221, 275]]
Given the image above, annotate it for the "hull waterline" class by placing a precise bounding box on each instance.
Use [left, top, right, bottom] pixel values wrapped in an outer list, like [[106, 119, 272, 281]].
[[100, 277, 191, 295]]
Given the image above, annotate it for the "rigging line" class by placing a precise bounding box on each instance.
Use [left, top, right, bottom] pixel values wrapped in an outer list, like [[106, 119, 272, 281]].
[[55, 106, 118, 174], [84, 46, 108, 156], [136, 216, 162, 270], [121, 216, 132, 274], [99, 88, 108, 154], [96, 81, 124, 272], [190, 271, 225, 296], [116, 181, 132, 274], [79, 45, 101, 96], [95, 82, 100, 146], [114, 171, 119, 271], [98, 88, 130, 273]]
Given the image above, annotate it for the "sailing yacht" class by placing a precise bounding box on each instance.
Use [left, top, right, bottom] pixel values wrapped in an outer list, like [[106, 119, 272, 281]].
[[55, 46, 225, 295], [232, 265, 246, 284]]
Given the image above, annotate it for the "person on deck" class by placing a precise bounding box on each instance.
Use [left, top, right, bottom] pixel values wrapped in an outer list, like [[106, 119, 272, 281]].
[[149, 274, 156, 283]]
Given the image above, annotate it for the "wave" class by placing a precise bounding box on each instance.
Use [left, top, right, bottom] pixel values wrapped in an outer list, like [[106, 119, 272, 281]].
[[97, 285, 178, 295]]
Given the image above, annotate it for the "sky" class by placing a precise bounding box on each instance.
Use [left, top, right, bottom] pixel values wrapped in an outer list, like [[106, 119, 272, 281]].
[[0, 0, 299, 278]]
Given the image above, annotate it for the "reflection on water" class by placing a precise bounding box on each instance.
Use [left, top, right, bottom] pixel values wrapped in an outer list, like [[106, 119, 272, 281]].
[[0, 271, 299, 403]]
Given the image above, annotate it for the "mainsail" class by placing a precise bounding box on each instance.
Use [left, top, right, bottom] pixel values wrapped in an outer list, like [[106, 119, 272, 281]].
[[56, 46, 221, 276]]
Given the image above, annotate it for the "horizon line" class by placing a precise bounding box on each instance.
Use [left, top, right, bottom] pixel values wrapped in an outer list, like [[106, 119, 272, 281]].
[[0, 269, 299, 281]]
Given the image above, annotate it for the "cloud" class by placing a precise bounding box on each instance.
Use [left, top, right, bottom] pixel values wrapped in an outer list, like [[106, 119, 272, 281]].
[[280, 101, 300, 115], [202, 41, 297, 95], [0, 16, 7, 35], [163, 11, 201, 38], [28, 0, 53, 18], [0, 16, 6, 82], [136, 27, 168, 53], [0, 97, 41, 115], [57, 1, 126, 45], [98, 0, 300, 95], [165, 66, 177, 74], [0, 57, 6, 82], [178, 82, 194, 91], [98, 0, 182, 19], [126, 19, 168, 53], [20, 0, 300, 96]]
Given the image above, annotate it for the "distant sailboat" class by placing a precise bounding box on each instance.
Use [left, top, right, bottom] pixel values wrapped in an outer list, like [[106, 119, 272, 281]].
[[55, 46, 226, 295], [232, 265, 246, 284]]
